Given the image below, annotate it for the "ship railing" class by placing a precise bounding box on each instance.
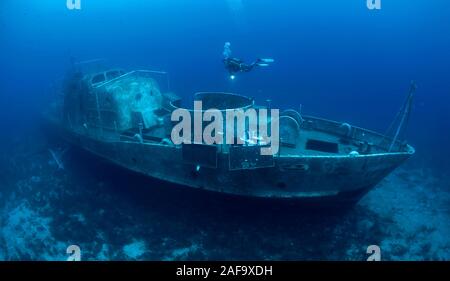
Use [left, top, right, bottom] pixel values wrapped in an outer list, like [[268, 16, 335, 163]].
[[300, 114, 413, 154], [278, 107, 411, 154], [92, 69, 170, 91]]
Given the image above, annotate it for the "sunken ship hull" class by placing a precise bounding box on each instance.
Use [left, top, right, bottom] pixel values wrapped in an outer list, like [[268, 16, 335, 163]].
[[45, 68, 414, 205]]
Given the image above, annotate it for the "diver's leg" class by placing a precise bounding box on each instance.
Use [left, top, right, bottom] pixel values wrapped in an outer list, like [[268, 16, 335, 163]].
[[241, 63, 254, 72]]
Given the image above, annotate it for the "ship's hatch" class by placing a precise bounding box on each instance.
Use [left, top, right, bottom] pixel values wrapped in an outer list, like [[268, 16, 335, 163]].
[[229, 145, 274, 170], [182, 143, 218, 168], [306, 139, 339, 153]]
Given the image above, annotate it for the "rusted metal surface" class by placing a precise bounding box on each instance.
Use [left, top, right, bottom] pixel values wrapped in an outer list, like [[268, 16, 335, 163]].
[[52, 123, 412, 202]]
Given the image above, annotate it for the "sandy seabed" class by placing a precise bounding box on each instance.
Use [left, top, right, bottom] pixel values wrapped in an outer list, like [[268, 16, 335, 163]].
[[0, 142, 449, 261]]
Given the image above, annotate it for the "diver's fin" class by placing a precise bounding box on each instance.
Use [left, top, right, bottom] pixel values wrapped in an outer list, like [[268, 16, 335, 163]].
[[260, 58, 274, 63], [256, 63, 270, 67]]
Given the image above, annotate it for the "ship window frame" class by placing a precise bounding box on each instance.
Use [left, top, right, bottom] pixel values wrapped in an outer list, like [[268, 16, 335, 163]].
[[228, 145, 275, 171], [91, 73, 106, 85]]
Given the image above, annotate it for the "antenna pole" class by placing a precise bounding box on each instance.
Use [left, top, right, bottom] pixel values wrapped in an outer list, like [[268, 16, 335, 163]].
[[166, 72, 171, 92]]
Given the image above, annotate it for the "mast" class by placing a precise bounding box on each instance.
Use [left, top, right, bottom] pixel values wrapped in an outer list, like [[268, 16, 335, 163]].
[[388, 82, 416, 152]]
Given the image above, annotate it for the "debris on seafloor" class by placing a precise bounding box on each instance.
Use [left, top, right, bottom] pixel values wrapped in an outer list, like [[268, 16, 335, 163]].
[[48, 147, 68, 170]]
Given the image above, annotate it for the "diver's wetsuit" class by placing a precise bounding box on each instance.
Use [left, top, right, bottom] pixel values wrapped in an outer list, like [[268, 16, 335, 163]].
[[223, 58, 261, 75]]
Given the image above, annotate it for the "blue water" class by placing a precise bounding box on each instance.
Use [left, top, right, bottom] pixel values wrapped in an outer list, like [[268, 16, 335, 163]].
[[0, 0, 449, 260]]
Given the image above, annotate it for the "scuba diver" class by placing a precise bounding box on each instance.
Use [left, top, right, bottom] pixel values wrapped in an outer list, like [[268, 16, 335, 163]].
[[222, 42, 274, 79]]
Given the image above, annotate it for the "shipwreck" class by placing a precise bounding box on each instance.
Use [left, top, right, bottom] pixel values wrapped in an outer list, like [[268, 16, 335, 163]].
[[44, 62, 415, 206]]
